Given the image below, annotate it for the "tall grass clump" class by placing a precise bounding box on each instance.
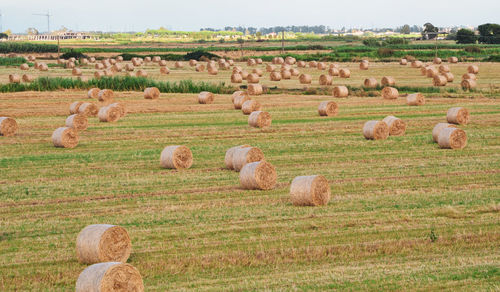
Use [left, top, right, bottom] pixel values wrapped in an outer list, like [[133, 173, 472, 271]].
[[0, 57, 27, 66]]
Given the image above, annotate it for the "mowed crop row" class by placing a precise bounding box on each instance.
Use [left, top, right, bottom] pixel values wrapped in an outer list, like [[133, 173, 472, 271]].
[[0, 91, 499, 290]]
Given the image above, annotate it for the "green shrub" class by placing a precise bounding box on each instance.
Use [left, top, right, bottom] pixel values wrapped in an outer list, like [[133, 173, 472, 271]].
[[377, 48, 394, 57], [60, 50, 88, 60], [0, 57, 27, 66], [363, 38, 382, 47], [184, 50, 221, 61], [0, 42, 58, 53], [464, 46, 481, 53]]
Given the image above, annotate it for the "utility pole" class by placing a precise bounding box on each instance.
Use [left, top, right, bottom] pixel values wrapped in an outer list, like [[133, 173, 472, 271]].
[[33, 11, 51, 33], [281, 30, 285, 54]]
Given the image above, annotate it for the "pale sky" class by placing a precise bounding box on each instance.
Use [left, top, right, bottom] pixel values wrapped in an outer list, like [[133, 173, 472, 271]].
[[1, 0, 498, 33]]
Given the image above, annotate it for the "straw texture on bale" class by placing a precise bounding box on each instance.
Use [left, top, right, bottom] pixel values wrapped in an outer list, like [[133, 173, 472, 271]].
[[22, 74, 34, 82], [309, 61, 318, 68], [247, 73, 260, 83], [462, 73, 477, 80], [381, 87, 399, 99], [240, 161, 277, 190], [266, 64, 276, 72], [461, 79, 477, 90], [333, 86, 349, 98], [438, 128, 467, 149], [232, 147, 264, 172], [98, 106, 121, 122], [144, 87, 160, 99], [159, 60, 167, 66], [381, 76, 395, 86], [359, 61, 369, 70], [248, 111, 271, 128], [400, 58, 408, 65], [198, 91, 214, 104], [98, 89, 114, 102], [233, 92, 251, 109], [160, 145, 193, 169], [175, 61, 184, 68], [363, 121, 389, 140], [52, 127, 78, 148], [109, 103, 126, 117], [406, 93, 425, 106], [9, 74, 20, 84], [299, 74, 312, 84], [125, 64, 134, 71], [76, 224, 131, 264], [382, 115, 406, 136], [364, 78, 378, 88], [432, 123, 456, 142], [290, 175, 331, 206], [252, 68, 263, 76], [0, 117, 18, 137], [256, 58, 263, 64], [318, 101, 338, 116], [439, 65, 450, 73], [328, 67, 339, 76], [69, 101, 84, 114], [231, 90, 249, 103], [75, 262, 144, 292], [317, 62, 327, 70], [339, 68, 351, 78], [160, 66, 170, 74], [242, 100, 262, 115], [443, 72, 454, 82], [446, 107, 470, 125], [231, 73, 243, 83], [78, 103, 99, 116], [319, 74, 333, 85], [270, 72, 282, 81], [248, 84, 263, 95], [433, 75, 447, 86], [467, 65, 479, 74], [247, 59, 257, 66], [38, 64, 48, 71], [87, 88, 100, 99], [20, 63, 29, 70], [433, 57, 442, 64], [225, 145, 250, 169], [281, 69, 291, 79], [95, 63, 104, 70], [290, 68, 300, 76], [240, 70, 249, 79], [448, 57, 458, 63], [65, 114, 88, 131]]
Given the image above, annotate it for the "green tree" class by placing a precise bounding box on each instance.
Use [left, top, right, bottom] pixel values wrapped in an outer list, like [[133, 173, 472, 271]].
[[27, 28, 39, 35], [401, 24, 410, 34], [456, 29, 477, 44], [423, 22, 438, 39], [0, 33, 7, 39], [478, 23, 500, 44]]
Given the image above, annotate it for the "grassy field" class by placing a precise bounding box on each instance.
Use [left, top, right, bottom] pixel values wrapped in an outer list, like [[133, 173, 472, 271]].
[[0, 86, 499, 290]]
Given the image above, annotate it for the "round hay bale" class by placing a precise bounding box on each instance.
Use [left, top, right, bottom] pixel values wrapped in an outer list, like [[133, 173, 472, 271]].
[[462, 73, 477, 80], [94, 71, 104, 79], [52, 127, 78, 148], [89, 57, 96, 63], [461, 79, 477, 90], [247, 73, 260, 83], [427, 67, 439, 78], [98, 106, 121, 122], [433, 57, 442, 64], [438, 128, 467, 149], [242, 100, 262, 115], [240, 70, 249, 79], [160, 145, 193, 169], [72, 68, 82, 76], [317, 62, 327, 70], [189, 59, 198, 66], [363, 121, 389, 140], [116, 56, 124, 62], [131, 58, 141, 66], [232, 66, 242, 74], [239, 161, 277, 190], [290, 68, 300, 76], [411, 60, 423, 68], [318, 101, 338, 116], [69, 101, 84, 115], [256, 58, 263, 64], [432, 123, 456, 142], [281, 69, 291, 79], [151, 56, 160, 63], [359, 61, 369, 70], [328, 67, 339, 76], [78, 103, 99, 116], [406, 93, 425, 106], [33, 61, 40, 69], [381, 87, 399, 99], [75, 262, 143, 292], [297, 61, 306, 68], [231, 73, 243, 83], [308, 61, 318, 68], [247, 58, 257, 66], [290, 175, 330, 206], [8, 74, 20, 84], [319, 74, 333, 85], [65, 114, 88, 131], [382, 115, 406, 136], [364, 78, 378, 88], [446, 107, 470, 125], [159, 60, 167, 66], [266, 64, 276, 72], [103, 69, 114, 77], [87, 88, 100, 99], [400, 58, 408, 65], [248, 84, 263, 95], [108, 103, 126, 117], [381, 76, 396, 86], [232, 146, 264, 172], [433, 75, 447, 86], [299, 74, 312, 84], [333, 86, 349, 98], [20, 63, 29, 70], [439, 64, 450, 74], [22, 74, 34, 83], [95, 63, 104, 70], [252, 68, 263, 77], [208, 67, 218, 75], [38, 63, 48, 71], [0, 117, 18, 137], [98, 89, 114, 103], [448, 57, 458, 63], [198, 91, 214, 104], [285, 56, 296, 65], [248, 111, 271, 128], [195, 64, 205, 72], [420, 66, 429, 76], [233, 92, 251, 109], [219, 62, 230, 70], [228, 59, 234, 66], [111, 64, 122, 73], [443, 72, 454, 82], [270, 72, 282, 81], [339, 68, 351, 78], [467, 65, 479, 74], [272, 57, 284, 64], [66, 62, 75, 69], [175, 61, 184, 68], [160, 66, 170, 74], [329, 63, 339, 69], [125, 64, 134, 72], [76, 224, 131, 264], [144, 87, 160, 99], [135, 69, 148, 77], [109, 59, 117, 65], [225, 145, 251, 169]]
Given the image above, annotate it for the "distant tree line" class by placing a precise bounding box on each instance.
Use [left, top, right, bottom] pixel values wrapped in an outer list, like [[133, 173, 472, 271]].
[[455, 23, 500, 44], [201, 25, 425, 35]]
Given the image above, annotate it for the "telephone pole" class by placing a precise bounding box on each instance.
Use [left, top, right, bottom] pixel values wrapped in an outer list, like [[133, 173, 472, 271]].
[[33, 11, 51, 33]]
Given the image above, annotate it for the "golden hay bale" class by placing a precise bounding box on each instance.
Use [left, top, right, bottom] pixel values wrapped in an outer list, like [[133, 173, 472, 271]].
[[109, 59, 117, 65], [364, 78, 378, 88], [272, 57, 284, 64], [319, 74, 333, 86], [208, 67, 218, 75], [195, 64, 205, 72], [420, 66, 429, 76], [232, 146, 264, 172], [363, 120, 389, 140], [52, 127, 78, 148], [189, 59, 198, 66], [400, 58, 408, 65], [66, 62, 75, 69], [266, 64, 276, 72], [87, 88, 100, 99], [38, 63, 48, 71], [328, 67, 339, 76], [443, 72, 454, 82], [144, 87, 160, 99], [448, 57, 458, 63], [75, 262, 144, 292], [339, 68, 350, 78], [381, 76, 396, 86], [232, 66, 242, 74], [439, 64, 450, 73], [248, 111, 271, 128], [131, 58, 141, 66], [461, 79, 477, 90], [382, 115, 406, 136], [438, 128, 467, 149], [333, 86, 349, 98], [0, 117, 18, 137], [318, 101, 338, 116], [285, 56, 296, 65], [433, 57, 442, 64], [406, 93, 425, 106], [317, 62, 327, 70], [432, 123, 456, 142], [76, 224, 131, 264], [22, 74, 34, 83], [65, 114, 88, 131], [20, 63, 29, 70], [219, 62, 230, 70], [252, 68, 263, 77], [381, 87, 399, 99], [95, 63, 104, 70], [159, 60, 167, 66], [270, 71, 282, 81], [116, 56, 123, 62], [247, 73, 260, 83], [232, 91, 250, 109], [148, 56, 157, 63], [160, 145, 193, 169], [467, 65, 479, 74], [125, 64, 134, 71], [104, 69, 114, 77], [256, 58, 263, 64], [297, 61, 306, 67], [329, 63, 339, 69], [225, 145, 251, 169], [433, 75, 447, 86], [290, 68, 300, 76], [111, 63, 123, 73], [231, 73, 243, 83], [281, 69, 292, 79], [93, 71, 104, 79], [290, 175, 330, 206], [198, 91, 214, 104], [108, 103, 126, 117], [136, 69, 148, 77], [411, 60, 423, 68], [89, 57, 96, 63], [70, 101, 84, 114], [447, 107, 470, 125], [308, 61, 318, 68], [8, 74, 20, 84], [247, 58, 257, 66], [299, 74, 312, 84], [98, 105, 121, 122], [359, 61, 369, 70], [240, 70, 249, 79], [462, 73, 477, 80], [78, 103, 99, 116], [240, 161, 277, 190], [242, 100, 262, 115], [160, 66, 170, 75], [174, 61, 184, 68], [98, 89, 114, 102], [72, 68, 82, 76], [34, 61, 40, 69], [248, 84, 263, 95], [426, 67, 439, 78], [228, 59, 234, 65]]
